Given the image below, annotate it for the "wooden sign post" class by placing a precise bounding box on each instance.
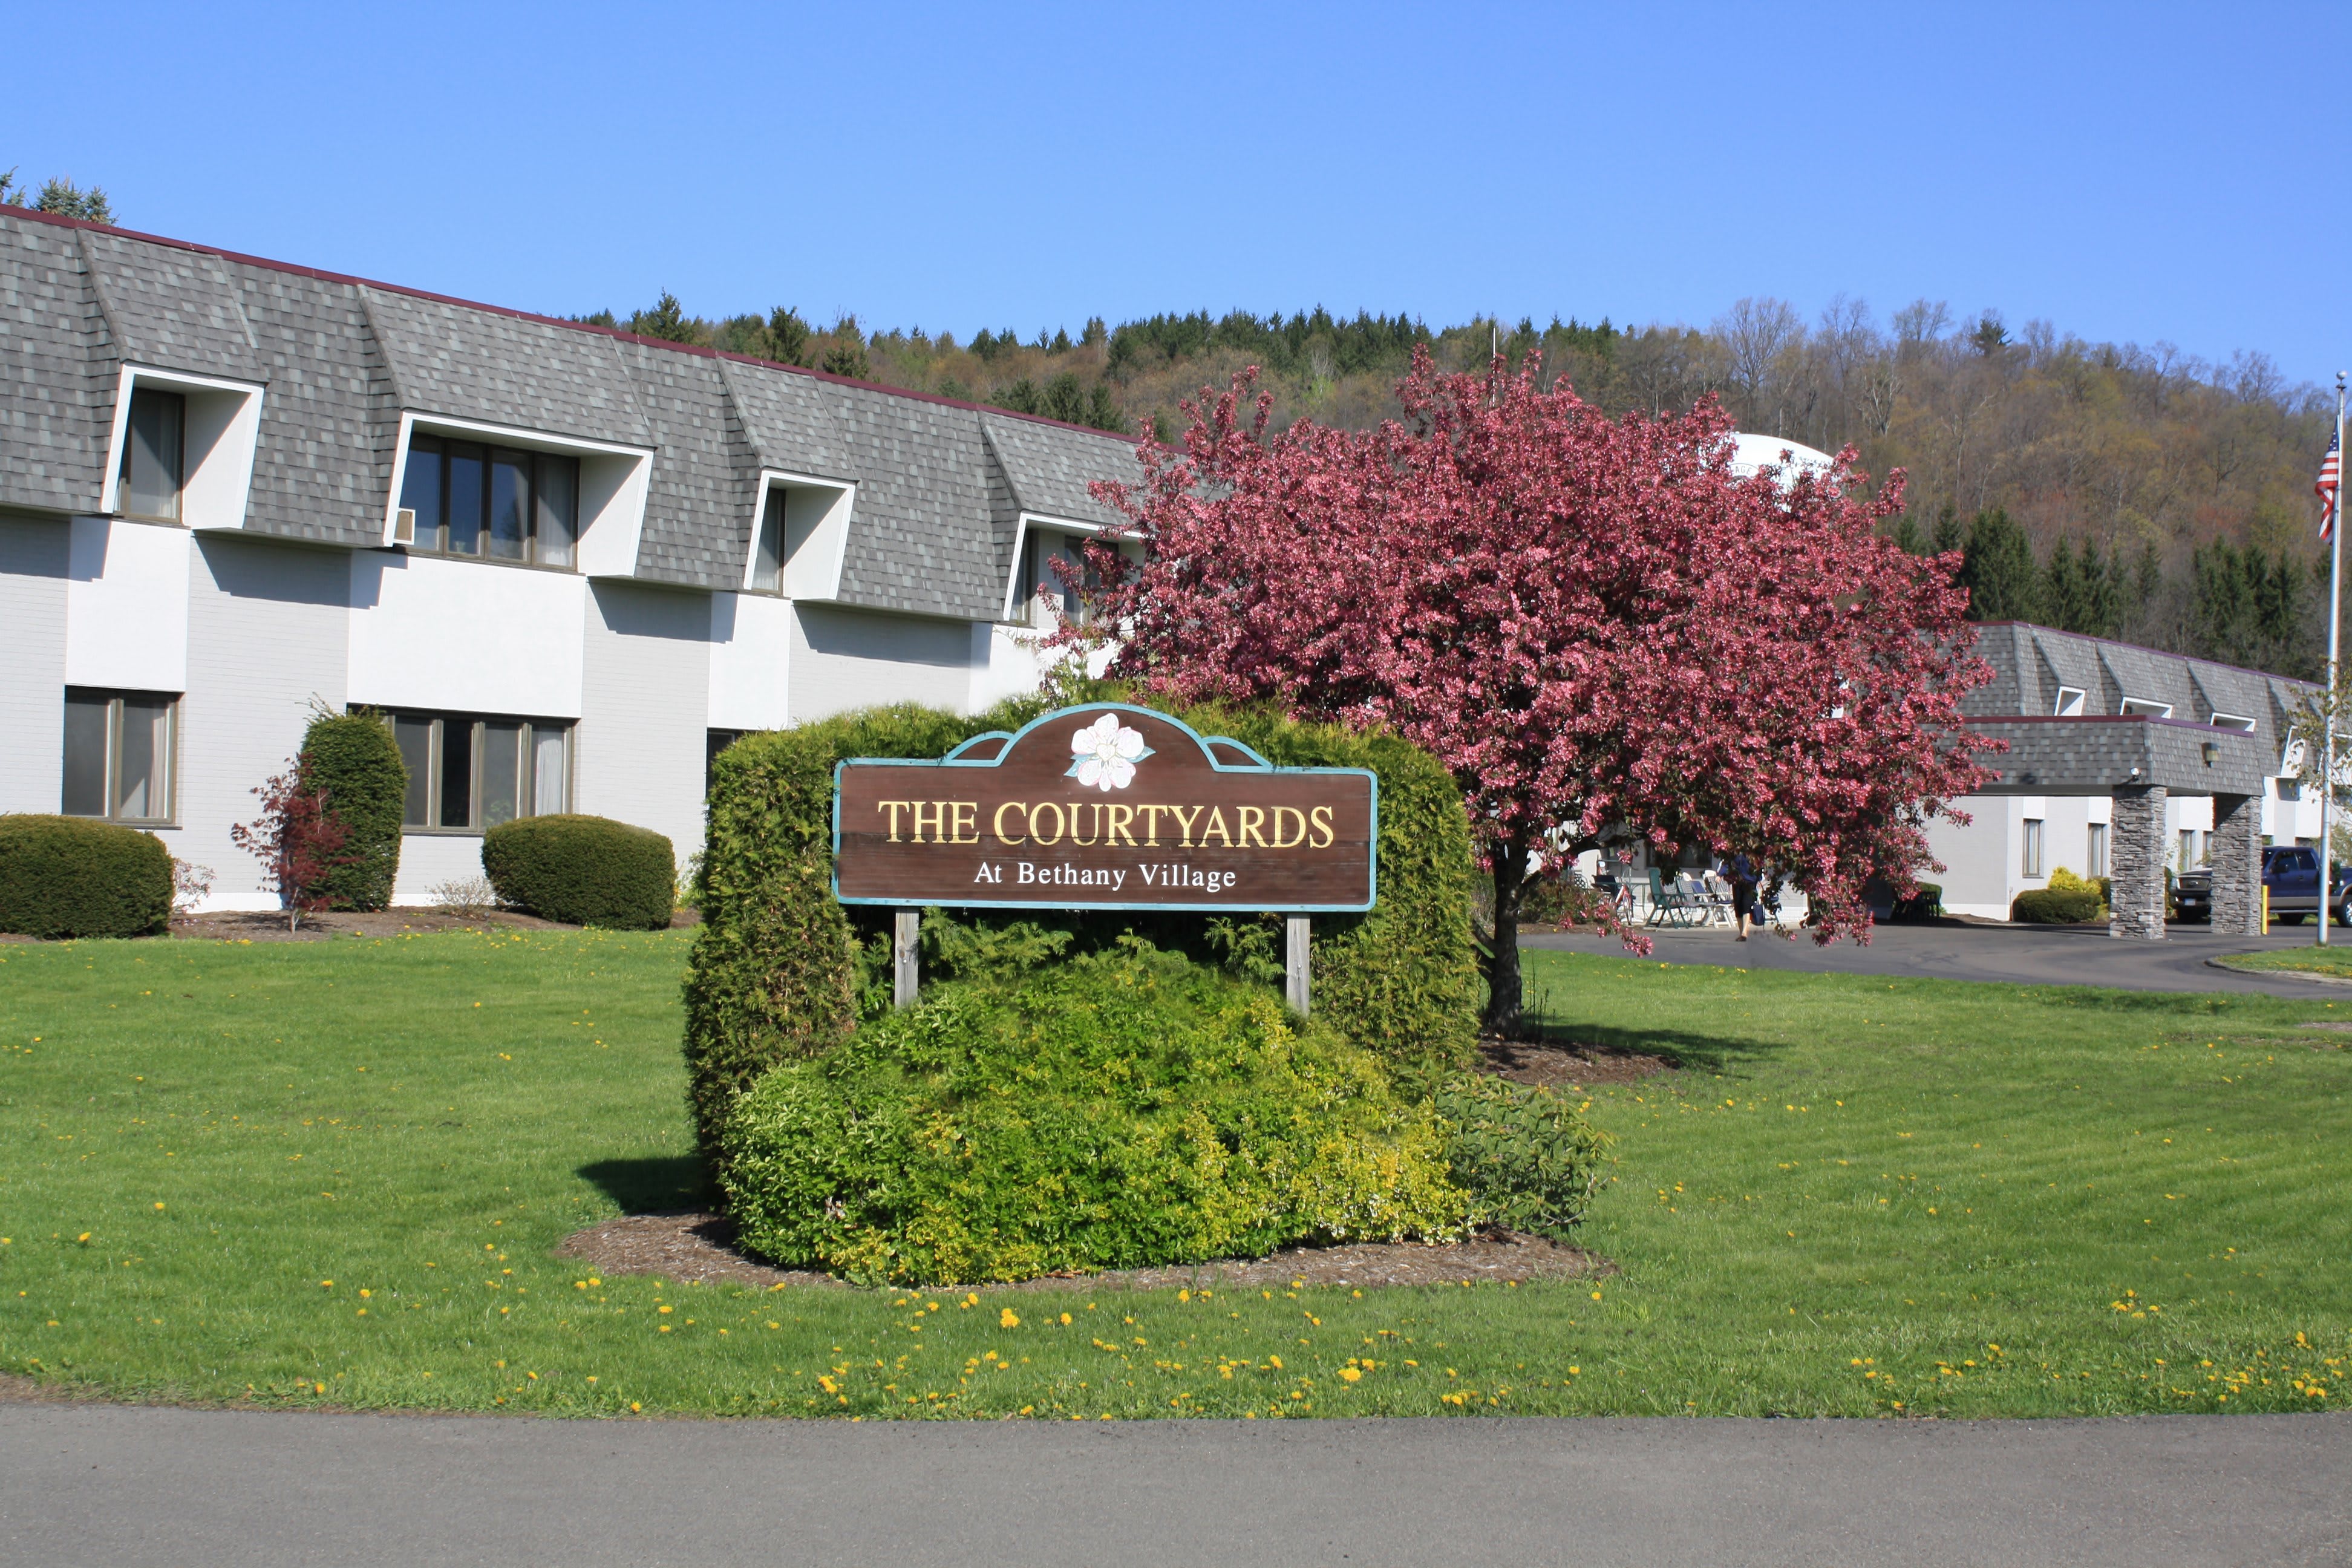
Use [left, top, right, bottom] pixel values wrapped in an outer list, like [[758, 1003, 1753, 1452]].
[[834, 704, 1379, 1013]]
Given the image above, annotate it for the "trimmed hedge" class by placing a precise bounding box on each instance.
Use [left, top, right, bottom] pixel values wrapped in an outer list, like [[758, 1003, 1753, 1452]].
[[720, 942, 1472, 1284], [302, 711, 406, 911], [0, 814, 172, 938], [2012, 887, 2103, 924], [482, 814, 674, 929], [684, 694, 1482, 1168]]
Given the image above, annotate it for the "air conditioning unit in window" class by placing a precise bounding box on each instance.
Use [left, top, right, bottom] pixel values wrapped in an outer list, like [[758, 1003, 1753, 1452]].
[[393, 508, 416, 546]]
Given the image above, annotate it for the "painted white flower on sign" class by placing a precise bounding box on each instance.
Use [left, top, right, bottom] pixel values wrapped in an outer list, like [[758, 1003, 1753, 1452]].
[[1067, 713, 1152, 791]]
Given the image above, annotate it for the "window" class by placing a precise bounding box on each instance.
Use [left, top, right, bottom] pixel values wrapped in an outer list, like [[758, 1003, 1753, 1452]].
[[398, 436, 577, 567], [2021, 818, 2044, 878], [2085, 822, 2108, 879], [2277, 776, 2303, 800], [388, 712, 570, 831], [119, 388, 185, 521], [2208, 712, 2256, 732], [2178, 829, 2203, 872], [2118, 696, 2174, 718], [749, 490, 785, 593], [707, 729, 746, 794], [2053, 686, 2086, 716], [62, 688, 177, 823]]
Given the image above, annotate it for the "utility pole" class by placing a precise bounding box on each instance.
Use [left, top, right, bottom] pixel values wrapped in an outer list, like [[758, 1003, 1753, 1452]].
[[2321, 371, 2344, 946]]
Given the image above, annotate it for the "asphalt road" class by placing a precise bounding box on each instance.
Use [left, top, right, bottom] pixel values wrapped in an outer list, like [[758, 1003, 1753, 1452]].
[[1526, 920, 2350, 999], [2, 1403, 2347, 1567]]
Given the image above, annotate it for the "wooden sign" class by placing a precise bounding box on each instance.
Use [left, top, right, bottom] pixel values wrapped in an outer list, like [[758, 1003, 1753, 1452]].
[[833, 704, 1377, 912]]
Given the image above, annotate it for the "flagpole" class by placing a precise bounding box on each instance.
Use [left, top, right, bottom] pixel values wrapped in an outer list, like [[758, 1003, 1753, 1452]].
[[2323, 372, 2345, 947]]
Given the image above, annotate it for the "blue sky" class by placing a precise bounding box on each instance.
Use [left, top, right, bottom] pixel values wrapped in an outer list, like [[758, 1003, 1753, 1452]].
[[7, 1, 2348, 386]]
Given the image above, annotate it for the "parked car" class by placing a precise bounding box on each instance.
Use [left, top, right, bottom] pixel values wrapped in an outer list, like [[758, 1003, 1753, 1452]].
[[2261, 845, 2351, 926], [2174, 867, 2210, 921]]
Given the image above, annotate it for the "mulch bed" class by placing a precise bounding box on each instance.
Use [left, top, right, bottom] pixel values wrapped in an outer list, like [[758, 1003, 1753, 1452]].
[[1478, 1033, 1671, 1088], [555, 1212, 1613, 1293]]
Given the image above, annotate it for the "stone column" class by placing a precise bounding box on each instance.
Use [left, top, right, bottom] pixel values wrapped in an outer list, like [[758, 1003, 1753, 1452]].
[[2208, 792, 2263, 936], [2109, 785, 2168, 940]]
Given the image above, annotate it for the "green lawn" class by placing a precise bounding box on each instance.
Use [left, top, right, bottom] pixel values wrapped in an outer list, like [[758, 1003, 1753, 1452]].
[[1, 930, 2347, 1419], [2213, 945, 2352, 979]]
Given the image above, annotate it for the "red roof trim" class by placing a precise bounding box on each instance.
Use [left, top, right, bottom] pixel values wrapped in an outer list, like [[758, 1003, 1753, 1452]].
[[0, 203, 1142, 446]]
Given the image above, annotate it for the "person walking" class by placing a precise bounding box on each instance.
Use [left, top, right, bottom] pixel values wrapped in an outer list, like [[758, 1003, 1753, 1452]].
[[1726, 852, 1762, 941]]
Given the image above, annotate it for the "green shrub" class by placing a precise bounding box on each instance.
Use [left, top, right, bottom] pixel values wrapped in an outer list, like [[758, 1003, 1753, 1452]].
[[2013, 887, 2103, 924], [720, 942, 1473, 1284], [1434, 1074, 1612, 1239], [0, 815, 172, 938], [684, 694, 1481, 1167], [481, 815, 673, 930], [302, 711, 405, 911]]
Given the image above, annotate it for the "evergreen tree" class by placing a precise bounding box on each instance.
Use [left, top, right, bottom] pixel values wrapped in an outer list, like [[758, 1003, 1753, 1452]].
[[766, 306, 811, 366], [1956, 508, 2040, 621], [1930, 505, 1964, 557], [628, 292, 701, 344]]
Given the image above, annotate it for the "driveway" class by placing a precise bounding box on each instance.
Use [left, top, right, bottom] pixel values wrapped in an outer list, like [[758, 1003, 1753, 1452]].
[[1, 1403, 2346, 1567], [1526, 920, 2344, 999]]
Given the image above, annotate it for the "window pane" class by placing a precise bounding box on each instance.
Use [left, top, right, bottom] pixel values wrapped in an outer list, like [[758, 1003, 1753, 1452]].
[[122, 389, 185, 520], [489, 452, 530, 561], [116, 697, 171, 820], [439, 719, 474, 828], [752, 489, 784, 590], [535, 456, 577, 568], [399, 439, 443, 551], [61, 693, 110, 816], [532, 728, 569, 816], [482, 721, 523, 828], [445, 444, 485, 555], [393, 717, 434, 826]]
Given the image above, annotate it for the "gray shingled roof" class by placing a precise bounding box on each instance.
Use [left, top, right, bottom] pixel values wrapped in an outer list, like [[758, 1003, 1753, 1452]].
[[0, 207, 1144, 615], [1964, 623, 2318, 789]]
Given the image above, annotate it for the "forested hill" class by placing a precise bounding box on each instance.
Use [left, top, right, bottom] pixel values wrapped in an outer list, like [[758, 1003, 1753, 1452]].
[[593, 293, 2338, 678]]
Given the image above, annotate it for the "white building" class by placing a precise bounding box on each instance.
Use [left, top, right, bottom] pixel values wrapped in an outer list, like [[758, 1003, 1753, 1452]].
[[1924, 622, 2319, 921], [0, 207, 1140, 912]]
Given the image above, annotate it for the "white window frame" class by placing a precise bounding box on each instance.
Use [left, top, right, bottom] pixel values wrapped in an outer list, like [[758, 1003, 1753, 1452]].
[[2207, 712, 2256, 733], [1003, 512, 1140, 626], [385, 413, 651, 578], [742, 469, 855, 598], [2085, 821, 2108, 879], [99, 365, 266, 532], [2020, 818, 2045, 879], [2053, 686, 2087, 716], [2118, 696, 2175, 718]]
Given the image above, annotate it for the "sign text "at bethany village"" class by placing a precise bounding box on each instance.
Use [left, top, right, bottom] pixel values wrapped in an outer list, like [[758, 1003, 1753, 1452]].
[[832, 705, 1377, 912]]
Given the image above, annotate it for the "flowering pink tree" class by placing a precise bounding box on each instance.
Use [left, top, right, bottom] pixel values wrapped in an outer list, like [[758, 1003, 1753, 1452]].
[[230, 763, 358, 932], [1069, 351, 1998, 1031]]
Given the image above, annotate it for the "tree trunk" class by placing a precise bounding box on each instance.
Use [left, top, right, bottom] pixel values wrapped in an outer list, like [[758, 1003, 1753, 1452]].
[[1483, 838, 1532, 1036]]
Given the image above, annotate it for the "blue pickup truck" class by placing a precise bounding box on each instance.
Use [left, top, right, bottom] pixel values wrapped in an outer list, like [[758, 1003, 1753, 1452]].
[[2173, 845, 2350, 925]]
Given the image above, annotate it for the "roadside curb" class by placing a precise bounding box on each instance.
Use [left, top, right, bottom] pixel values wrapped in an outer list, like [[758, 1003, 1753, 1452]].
[[2205, 956, 2352, 987]]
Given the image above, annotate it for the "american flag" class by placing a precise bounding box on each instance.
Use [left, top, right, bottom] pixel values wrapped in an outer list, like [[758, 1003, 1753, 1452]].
[[2323, 430, 2342, 542]]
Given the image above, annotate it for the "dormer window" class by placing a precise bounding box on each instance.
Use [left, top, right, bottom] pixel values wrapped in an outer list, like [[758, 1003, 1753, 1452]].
[[119, 388, 185, 521], [399, 436, 577, 568], [2209, 712, 2256, 733], [742, 474, 853, 597], [2118, 696, 2174, 718], [750, 488, 785, 593], [2053, 686, 2086, 716]]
